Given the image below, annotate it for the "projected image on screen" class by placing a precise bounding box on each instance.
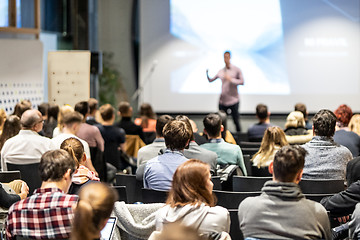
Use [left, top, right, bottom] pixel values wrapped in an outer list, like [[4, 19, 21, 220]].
[[169, 0, 290, 95]]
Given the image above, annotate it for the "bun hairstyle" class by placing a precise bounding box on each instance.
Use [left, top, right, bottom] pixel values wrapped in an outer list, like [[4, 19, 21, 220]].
[[60, 137, 84, 168], [71, 182, 117, 240]]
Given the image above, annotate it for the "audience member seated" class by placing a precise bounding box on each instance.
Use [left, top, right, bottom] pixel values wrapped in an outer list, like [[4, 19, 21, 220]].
[[189, 119, 208, 145], [295, 102, 312, 130], [239, 145, 331, 239], [201, 113, 247, 175], [135, 103, 157, 133], [96, 104, 126, 170], [5, 149, 78, 240], [284, 111, 313, 144], [176, 115, 217, 175], [349, 114, 360, 136], [37, 102, 49, 136], [12, 100, 31, 118], [43, 103, 59, 138], [333, 104, 360, 157], [75, 101, 105, 153], [137, 115, 174, 168], [143, 120, 191, 190], [0, 108, 6, 135], [60, 137, 99, 194], [217, 110, 237, 144], [71, 182, 117, 240], [155, 159, 230, 235], [51, 111, 97, 174], [302, 109, 353, 180], [251, 126, 288, 168], [86, 98, 100, 125], [0, 180, 28, 209], [53, 104, 74, 138], [0, 115, 21, 155], [247, 103, 273, 142], [1, 109, 55, 171], [116, 101, 146, 143]]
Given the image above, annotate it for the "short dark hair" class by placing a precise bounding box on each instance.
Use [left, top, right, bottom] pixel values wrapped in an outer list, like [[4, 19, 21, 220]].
[[294, 103, 308, 119], [48, 103, 59, 121], [39, 149, 76, 182], [156, 115, 174, 137], [203, 113, 222, 138], [273, 145, 307, 182], [118, 101, 131, 115], [74, 101, 89, 117], [38, 103, 49, 116], [99, 104, 114, 121], [256, 104, 268, 120], [163, 120, 191, 151], [63, 111, 83, 126], [312, 109, 336, 137]]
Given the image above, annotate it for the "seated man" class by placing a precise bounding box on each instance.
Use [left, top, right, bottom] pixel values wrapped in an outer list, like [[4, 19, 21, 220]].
[[247, 103, 272, 142], [302, 109, 353, 180], [143, 120, 191, 191], [6, 149, 78, 240], [238, 145, 331, 239], [201, 113, 247, 175], [116, 101, 145, 142]]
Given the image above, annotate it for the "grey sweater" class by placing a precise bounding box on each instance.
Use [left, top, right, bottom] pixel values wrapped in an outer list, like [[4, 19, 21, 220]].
[[238, 181, 331, 239]]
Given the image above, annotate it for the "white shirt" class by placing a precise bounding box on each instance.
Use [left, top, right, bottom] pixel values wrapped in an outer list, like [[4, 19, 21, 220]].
[[1, 130, 56, 171], [51, 133, 91, 161]]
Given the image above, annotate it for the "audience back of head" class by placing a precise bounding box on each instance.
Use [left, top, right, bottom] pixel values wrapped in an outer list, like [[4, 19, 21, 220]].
[[156, 115, 174, 137], [13, 100, 32, 118], [60, 137, 85, 168], [75, 101, 90, 118], [0, 115, 21, 151], [163, 120, 192, 151], [349, 114, 360, 136], [20, 109, 42, 130], [294, 103, 308, 120], [285, 111, 305, 129], [203, 113, 222, 138], [256, 104, 268, 121], [99, 104, 115, 122], [334, 104, 353, 128], [312, 109, 336, 137]]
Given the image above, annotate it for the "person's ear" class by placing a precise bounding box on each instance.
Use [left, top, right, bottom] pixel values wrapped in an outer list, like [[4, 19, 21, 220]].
[[268, 161, 274, 174], [220, 125, 224, 132], [82, 153, 87, 163], [64, 169, 72, 181], [117, 111, 121, 117], [295, 169, 303, 184]]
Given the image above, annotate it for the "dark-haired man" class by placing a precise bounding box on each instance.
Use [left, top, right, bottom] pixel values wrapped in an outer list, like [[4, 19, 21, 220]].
[[143, 120, 191, 191], [116, 101, 145, 142], [302, 109, 352, 180], [6, 149, 78, 240], [247, 103, 272, 142], [238, 145, 331, 239]]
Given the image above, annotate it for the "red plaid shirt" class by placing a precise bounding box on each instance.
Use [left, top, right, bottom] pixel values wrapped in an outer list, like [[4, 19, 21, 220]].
[[6, 188, 79, 240]]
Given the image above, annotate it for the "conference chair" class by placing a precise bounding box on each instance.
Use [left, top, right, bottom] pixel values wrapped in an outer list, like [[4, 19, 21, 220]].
[[89, 146, 106, 182], [112, 186, 128, 203], [241, 148, 259, 158], [251, 166, 272, 177], [299, 179, 345, 194], [243, 154, 252, 176], [7, 163, 41, 195], [228, 209, 244, 240], [304, 193, 334, 203], [211, 176, 221, 190], [115, 174, 143, 203], [212, 190, 261, 209], [124, 135, 146, 158], [0, 170, 21, 183], [141, 188, 168, 204], [232, 176, 272, 192], [239, 141, 261, 149]]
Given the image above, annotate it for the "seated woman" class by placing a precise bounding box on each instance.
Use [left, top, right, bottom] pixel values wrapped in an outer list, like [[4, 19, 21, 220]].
[[251, 126, 288, 168], [71, 182, 117, 240], [284, 111, 312, 144], [135, 103, 157, 133], [155, 159, 230, 235], [349, 114, 360, 136], [60, 137, 99, 194]]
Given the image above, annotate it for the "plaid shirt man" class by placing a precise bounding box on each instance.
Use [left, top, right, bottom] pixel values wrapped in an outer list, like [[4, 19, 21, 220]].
[[6, 188, 79, 240]]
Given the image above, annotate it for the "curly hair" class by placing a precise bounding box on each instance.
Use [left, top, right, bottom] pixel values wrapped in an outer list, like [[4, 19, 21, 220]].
[[334, 104, 353, 127], [312, 109, 336, 137]]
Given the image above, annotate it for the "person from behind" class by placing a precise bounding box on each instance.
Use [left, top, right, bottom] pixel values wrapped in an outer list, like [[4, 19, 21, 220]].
[[6, 149, 78, 240], [284, 111, 313, 144], [201, 113, 247, 175], [117, 101, 145, 142], [155, 159, 230, 235], [295, 102, 312, 130], [333, 104, 360, 157], [86, 98, 99, 125], [0, 115, 21, 154], [302, 109, 353, 180], [143, 120, 191, 190], [12, 100, 31, 118], [251, 126, 288, 168], [71, 182, 117, 240], [53, 104, 74, 138], [0, 108, 6, 135], [135, 103, 157, 133], [247, 103, 272, 142], [349, 114, 360, 136], [60, 137, 99, 194], [238, 145, 331, 239], [1, 109, 55, 171], [43, 103, 59, 138]]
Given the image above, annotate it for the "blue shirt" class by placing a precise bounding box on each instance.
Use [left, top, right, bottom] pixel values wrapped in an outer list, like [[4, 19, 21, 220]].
[[144, 149, 188, 191]]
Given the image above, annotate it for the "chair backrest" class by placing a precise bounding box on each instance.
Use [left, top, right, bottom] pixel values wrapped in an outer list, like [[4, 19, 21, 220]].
[[304, 193, 334, 203], [243, 155, 252, 176], [0, 171, 21, 183], [241, 148, 259, 158], [251, 166, 272, 177], [7, 163, 41, 195], [112, 186, 128, 203], [299, 179, 345, 194], [115, 174, 143, 203], [233, 176, 272, 192], [125, 135, 146, 158], [213, 190, 261, 209], [211, 176, 221, 190], [228, 209, 244, 240], [239, 141, 261, 149], [89, 146, 106, 182], [143, 132, 156, 145], [233, 132, 248, 144], [141, 188, 168, 204]]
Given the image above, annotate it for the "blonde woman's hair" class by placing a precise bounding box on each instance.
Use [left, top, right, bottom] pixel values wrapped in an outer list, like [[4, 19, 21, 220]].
[[349, 114, 360, 136], [71, 182, 117, 240], [57, 105, 74, 131], [251, 126, 288, 168], [285, 111, 305, 129]]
